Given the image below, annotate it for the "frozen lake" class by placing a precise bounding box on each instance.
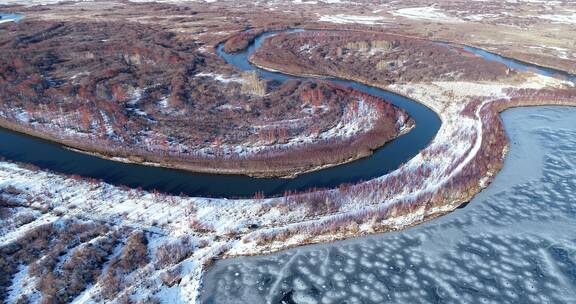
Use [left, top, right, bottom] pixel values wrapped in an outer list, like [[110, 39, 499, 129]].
[[202, 106, 576, 304]]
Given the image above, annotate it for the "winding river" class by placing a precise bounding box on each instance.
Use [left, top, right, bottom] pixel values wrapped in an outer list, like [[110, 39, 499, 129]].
[[202, 105, 576, 304], [0, 29, 441, 198], [0, 25, 572, 198]]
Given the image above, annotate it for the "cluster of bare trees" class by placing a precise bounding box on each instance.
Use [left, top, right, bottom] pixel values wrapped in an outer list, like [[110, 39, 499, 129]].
[[0, 220, 118, 303], [154, 237, 194, 269], [300, 86, 325, 107], [241, 71, 267, 96], [0, 19, 418, 177], [251, 31, 511, 86], [222, 29, 263, 53], [0, 206, 199, 303], [244, 86, 576, 245], [344, 39, 395, 53], [100, 232, 150, 300]]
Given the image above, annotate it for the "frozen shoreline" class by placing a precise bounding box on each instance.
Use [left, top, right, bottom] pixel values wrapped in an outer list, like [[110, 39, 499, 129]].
[[0, 70, 572, 303], [0, 26, 574, 303], [201, 106, 576, 303]]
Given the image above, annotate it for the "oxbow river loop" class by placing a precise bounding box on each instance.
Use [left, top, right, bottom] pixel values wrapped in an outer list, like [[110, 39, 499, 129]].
[[0, 27, 572, 198], [0, 29, 441, 197]]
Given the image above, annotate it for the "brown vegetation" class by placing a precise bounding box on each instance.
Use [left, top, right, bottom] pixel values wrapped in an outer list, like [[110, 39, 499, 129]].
[[244, 86, 576, 249], [0, 20, 411, 178], [250, 31, 511, 85], [100, 231, 149, 300], [154, 237, 194, 269], [223, 29, 263, 53], [0, 219, 117, 303]]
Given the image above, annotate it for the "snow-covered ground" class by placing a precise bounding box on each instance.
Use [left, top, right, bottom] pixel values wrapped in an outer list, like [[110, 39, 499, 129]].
[[293, 0, 357, 4], [390, 6, 462, 23], [203, 106, 576, 303], [195, 72, 243, 84], [318, 14, 388, 25], [1, 68, 571, 302], [1, 0, 575, 301], [528, 45, 575, 60], [193, 97, 393, 158], [127, 0, 218, 3], [0, 19, 17, 24], [0, 0, 222, 5], [0, 0, 92, 5], [537, 13, 576, 25]]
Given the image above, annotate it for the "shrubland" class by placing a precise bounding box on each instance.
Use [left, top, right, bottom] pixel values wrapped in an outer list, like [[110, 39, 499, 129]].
[[0, 21, 412, 178]]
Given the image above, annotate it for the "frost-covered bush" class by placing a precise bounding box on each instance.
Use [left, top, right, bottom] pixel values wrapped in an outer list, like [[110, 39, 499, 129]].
[[154, 237, 193, 268]]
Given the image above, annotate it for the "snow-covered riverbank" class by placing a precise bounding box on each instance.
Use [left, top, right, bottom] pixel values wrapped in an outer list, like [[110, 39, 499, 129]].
[[1, 24, 574, 303], [1, 71, 572, 302], [203, 106, 576, 303]]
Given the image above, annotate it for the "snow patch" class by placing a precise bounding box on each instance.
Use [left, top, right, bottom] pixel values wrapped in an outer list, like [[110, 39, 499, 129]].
[[0, 0, 92, 5], [537, 13, 576, 25], [318, 14, 388, 25], [0, 19, 17, 24], [390, 6, 462, 23], [195, 72, 243, 84]]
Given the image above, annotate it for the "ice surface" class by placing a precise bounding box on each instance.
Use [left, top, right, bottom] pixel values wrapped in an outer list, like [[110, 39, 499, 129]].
[[202, 106, 576, 304]]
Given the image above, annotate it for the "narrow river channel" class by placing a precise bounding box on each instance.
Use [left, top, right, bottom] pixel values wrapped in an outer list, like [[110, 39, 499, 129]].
[[0, 28, 440, 198], [0, 25, 572, 198]]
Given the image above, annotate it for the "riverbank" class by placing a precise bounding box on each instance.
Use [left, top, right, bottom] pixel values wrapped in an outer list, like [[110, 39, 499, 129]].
[[0, 23, 415, 180], [1, 27, 575, 304], [1, 96, 573, 303], [0, 26, 436, 197], [2, 113, 412, 184], [1, 1, 576, 303], [202, 106, 576, 304], [222, 29, 574, 256], [0, 110, 413, 180]]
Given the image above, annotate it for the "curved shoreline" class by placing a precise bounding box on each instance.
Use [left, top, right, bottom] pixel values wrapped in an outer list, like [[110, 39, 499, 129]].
[[250, 57, 445, 139], [1, 26, 575, 304], [203, 106, 576, 304], [219, 29, 575, 257], [65, 119, 416, 180], [294, 24, 576, 77], [222, 94, 576, 259], [0, 117, 412, 180], [0, 29, 440, 197], [438, 40, 576, 82], [0, 18, 418, 180]]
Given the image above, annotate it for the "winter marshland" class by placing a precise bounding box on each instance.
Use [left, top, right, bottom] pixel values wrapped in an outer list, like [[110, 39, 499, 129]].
[[1, 0, 576, 303]]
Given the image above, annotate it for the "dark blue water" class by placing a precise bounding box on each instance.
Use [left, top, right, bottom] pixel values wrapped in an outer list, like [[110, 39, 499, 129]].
[[203, 106, 576, 304], [0, 13, 22, 23], [0, 30, 440, 198], [0, 28, 572, 198], [436, 40, 576, 83], [462, 45, 576, 83]]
